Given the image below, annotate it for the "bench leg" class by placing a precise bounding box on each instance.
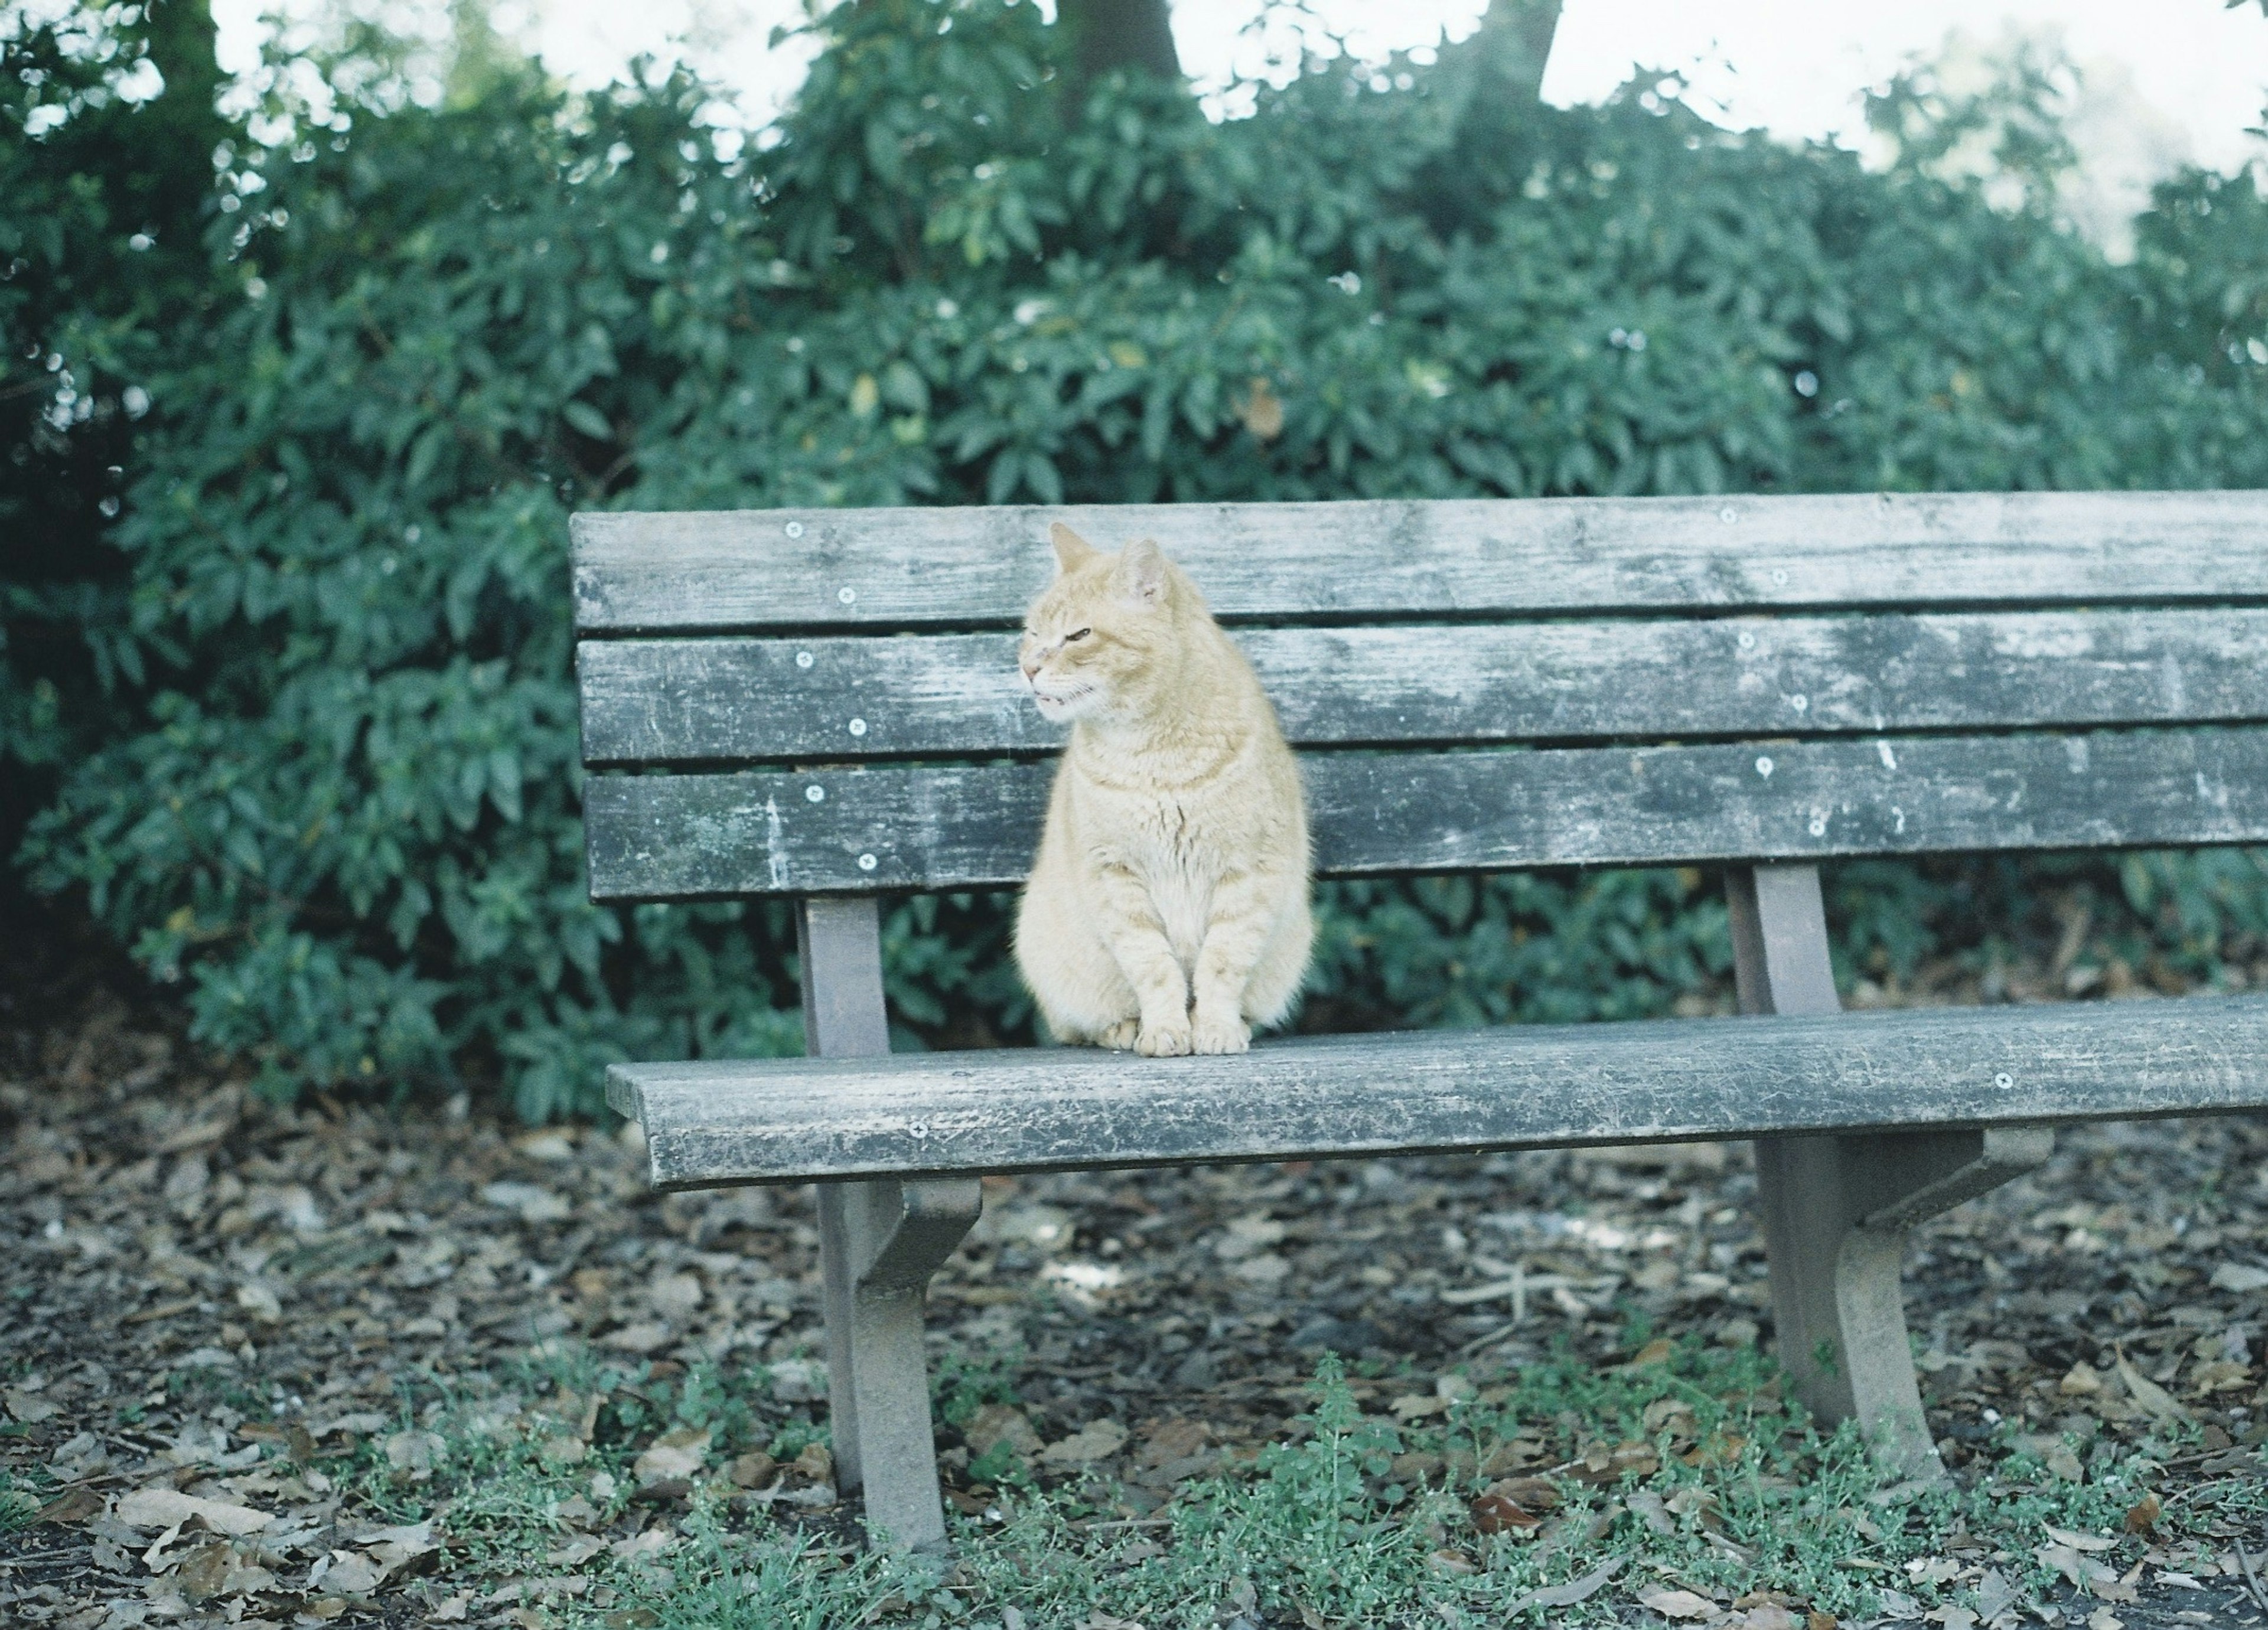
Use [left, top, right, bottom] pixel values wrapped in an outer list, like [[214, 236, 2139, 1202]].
[[799, 899, 983, 1552], [1727, 865, 2051, 1480], [1753, 1126, 2051, 1478], [818, 1176, 982, 1552]]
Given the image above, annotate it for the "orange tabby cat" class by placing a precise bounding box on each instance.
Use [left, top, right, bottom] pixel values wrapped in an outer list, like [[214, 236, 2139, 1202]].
[[1013, 523, 1312, 1055]]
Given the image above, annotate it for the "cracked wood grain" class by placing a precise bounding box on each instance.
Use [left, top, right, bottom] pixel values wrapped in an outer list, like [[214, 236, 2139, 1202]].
[[576, 607, 2268, 765], [571, 491, 2268, 634], [581, 725, 2268, 899]]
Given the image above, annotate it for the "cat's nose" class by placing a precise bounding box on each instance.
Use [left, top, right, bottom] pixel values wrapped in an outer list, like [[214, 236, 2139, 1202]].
[[1020, 658, 1041, 682]]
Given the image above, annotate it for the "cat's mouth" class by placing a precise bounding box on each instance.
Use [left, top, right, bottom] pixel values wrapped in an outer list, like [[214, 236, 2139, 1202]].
[[1030, 681, 1096, 719]]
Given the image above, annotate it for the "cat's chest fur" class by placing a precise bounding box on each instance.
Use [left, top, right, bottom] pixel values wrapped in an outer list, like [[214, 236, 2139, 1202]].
[[1067, 739, 1262, 957]]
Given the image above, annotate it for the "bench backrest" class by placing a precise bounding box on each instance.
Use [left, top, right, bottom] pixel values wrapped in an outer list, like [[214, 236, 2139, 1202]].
[[572, 492, 2268, 902]]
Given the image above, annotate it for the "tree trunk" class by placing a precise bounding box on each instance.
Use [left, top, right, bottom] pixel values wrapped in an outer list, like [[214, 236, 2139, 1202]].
[[1058, 0, 1181, 95], [1483, 0, 1563, 105], [142, 0, 227, 167]]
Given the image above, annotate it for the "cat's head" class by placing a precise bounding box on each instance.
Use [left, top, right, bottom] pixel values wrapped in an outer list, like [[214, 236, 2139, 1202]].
[[1018, 522, 1191, 723]]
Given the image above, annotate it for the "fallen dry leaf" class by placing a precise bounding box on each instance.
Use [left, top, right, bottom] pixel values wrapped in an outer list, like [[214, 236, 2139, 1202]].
[[317, 1550, 384, 1595], [726, 1449, 778, 1488], [2112, 1347, 2192, 1427], [35, 1486, 104, 1527], [602, 1320, 672, 1354], [479, 1179, 571, 1223], [1640, 1586, 1718, 1621], [1626, 1486, 1676, 1536], [2093, 1561, 2142, 1604], [384, 1428, 446, 1481], [1134, 1416, 1208, 1468], [1572, 1439, 1660, 1483], [1471, 1491, 1543, 1536], [1683, 1432, 1746, 1469], [113, 1488, 273, 1536], [4, 1387, 60, 1423], [174, 1541, 233, 1604], [1499, 1556, 1624, 1615], [631, 1426, 711, 1484], [1471, 1474, 1560, 1536], [611, 1528, 677, 1561], [360, 1518, 441, 1582], [648, 1271, 703, 1317], [963, 1403, 1042, 1463], [1040, 1419, 1128, 1465], [2211, 1261, 2268, 1294]]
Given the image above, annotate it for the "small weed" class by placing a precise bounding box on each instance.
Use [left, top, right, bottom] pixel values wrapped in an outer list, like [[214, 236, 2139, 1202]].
[[767, 1418, 828, 1461], [0, 1472, 44, 1533], [931, 1344, 1022, 1429]]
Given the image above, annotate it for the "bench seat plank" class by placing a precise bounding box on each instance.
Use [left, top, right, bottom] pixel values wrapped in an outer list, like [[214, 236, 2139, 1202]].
[[609, 993, 2268, 1189], [576, 607, 2268, 764], [584, 725, 2268, 898], [572, 491, 2268, 633]]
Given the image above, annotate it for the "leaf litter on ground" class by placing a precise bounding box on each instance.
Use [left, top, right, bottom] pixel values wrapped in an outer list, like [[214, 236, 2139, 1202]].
[[3, 964, 2268, 1626]]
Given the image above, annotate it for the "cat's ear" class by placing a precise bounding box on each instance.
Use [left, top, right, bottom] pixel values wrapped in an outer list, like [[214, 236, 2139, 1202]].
[[1117, 537, 1171, 607], [1049, 521, 1097, 573]]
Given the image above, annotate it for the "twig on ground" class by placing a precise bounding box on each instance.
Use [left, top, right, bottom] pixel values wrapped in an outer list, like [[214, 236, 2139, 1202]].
[[2234, 1534, 2268, 1613]]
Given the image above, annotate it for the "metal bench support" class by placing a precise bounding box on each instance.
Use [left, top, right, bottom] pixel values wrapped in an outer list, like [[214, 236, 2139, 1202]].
[[1729, 864, 2052, 1480], [800, 898, 980, 1553]]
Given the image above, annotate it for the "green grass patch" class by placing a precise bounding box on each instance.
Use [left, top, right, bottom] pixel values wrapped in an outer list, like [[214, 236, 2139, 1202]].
[[321, 1339, 2263, 1629]]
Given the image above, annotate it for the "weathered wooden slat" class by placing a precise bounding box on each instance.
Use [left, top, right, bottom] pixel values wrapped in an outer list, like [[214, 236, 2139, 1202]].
[[605, 992, 2268, 1188], [570, 491, 2268, 633], [581, 725, 2268, 899], [576, 608, 2268, 765]]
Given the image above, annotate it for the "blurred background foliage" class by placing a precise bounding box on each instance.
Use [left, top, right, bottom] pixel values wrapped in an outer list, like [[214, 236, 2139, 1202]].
[[6, 0, 2268, 1117]]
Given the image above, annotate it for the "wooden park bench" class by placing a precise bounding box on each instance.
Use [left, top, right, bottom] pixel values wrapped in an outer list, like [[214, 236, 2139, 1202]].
[[572, 491, 2268, 1551]]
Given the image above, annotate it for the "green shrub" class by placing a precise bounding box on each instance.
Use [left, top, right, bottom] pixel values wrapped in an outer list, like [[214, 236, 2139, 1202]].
[[11, 1, 2268, 1114], [0, 2, 229, 876]]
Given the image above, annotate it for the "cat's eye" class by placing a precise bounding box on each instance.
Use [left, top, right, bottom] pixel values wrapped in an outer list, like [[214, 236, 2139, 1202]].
[[1064, 628, 1092, 643]]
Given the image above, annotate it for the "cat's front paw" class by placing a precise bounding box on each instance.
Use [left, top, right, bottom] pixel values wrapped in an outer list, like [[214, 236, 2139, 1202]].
[[1097, 1018, 1141, 1051], [1135, 1017, 1192, 1057], [1191, 1012, 1251, 1054]]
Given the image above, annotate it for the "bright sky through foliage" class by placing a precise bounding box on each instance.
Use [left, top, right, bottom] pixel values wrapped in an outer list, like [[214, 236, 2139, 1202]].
[[1543, 0, 2268, 174], [207, 0, 2268, 177]]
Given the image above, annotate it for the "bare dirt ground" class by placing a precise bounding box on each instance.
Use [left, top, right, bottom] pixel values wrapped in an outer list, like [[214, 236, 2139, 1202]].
[[4, 933, 2267, 1629]]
